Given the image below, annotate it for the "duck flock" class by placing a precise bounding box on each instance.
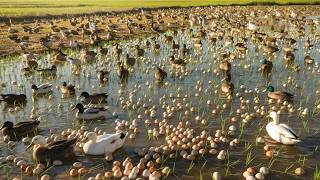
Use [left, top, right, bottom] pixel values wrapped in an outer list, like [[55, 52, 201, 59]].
[[0, 5, 320, 180]]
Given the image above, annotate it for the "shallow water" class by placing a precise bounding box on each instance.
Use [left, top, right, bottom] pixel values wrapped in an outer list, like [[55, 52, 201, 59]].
[[0, 17, 320, 180]]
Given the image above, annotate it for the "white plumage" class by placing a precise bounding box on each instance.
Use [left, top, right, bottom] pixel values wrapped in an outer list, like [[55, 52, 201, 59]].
[[83, 132, 126, 156], [266, 111, 301, 145]]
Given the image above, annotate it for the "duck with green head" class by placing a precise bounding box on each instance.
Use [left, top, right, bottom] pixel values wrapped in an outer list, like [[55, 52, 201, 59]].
[[266, 85, 294, 101]]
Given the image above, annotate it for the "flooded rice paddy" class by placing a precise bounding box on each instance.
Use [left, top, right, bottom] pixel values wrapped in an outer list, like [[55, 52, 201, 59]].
[[0, 7, 320, 180]]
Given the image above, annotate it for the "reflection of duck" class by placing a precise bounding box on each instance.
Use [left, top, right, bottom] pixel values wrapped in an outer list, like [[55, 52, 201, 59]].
[[37, 65, 57, 76], [260, 59, 273, 75], [1, 121, 40, 141], [266, 85, 294, 101], [267, 111, 301, 145], [27, 135, 77, 164], [0, 94, 27, 104], [80, 92, 108, 104], [83, 132, 126, 156], [75, 103, 111, 120]]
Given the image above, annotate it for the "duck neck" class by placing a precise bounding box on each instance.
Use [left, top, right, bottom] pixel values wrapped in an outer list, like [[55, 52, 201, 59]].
[[272, 115, 279, 124]]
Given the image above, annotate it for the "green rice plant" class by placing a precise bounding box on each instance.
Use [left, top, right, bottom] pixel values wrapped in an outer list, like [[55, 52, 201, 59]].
[[245, 150, 255, 167], [314, 165, 320, 180]]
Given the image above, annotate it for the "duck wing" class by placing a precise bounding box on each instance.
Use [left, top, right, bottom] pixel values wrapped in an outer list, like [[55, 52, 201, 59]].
[[48, 138, 77, 150], [97, 133, 113, 140], [15, 121, 40, 127], [281, 91, 294, 98], [94, 93, 108, 97], [84, 107, 101, 113], [38, 84, 52, 89], [279, 123, 299, 139]]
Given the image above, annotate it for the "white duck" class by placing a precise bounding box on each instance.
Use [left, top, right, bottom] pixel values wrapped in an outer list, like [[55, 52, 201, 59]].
[[83, 132, 126, 156], [266, 111, 301, 145], [74, 103, 112, 120], [31, 83, 53, 94]]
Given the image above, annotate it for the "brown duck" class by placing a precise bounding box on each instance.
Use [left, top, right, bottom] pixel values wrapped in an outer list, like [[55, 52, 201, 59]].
[[219, 60, 231, 73], [28, 135, 77, 164], [154, 67, 167, 82], [1, 121, 40, 141], [0, 94, 27, 104], [60, 82, 75, 95]]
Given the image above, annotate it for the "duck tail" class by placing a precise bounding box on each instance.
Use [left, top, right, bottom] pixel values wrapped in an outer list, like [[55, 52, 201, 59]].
[[292, 139, 301, 143]]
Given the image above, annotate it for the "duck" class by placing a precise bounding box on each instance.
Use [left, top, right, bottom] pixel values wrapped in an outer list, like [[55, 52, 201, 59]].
[[80, 49, 96, 63], [31, 84, 53, 94], [169, 55, 187, 71], [220, 73, 234, 94], [125, 53, 136, 67], [154, 67, 167, 82], [0, 94, 27, 104], [26, 59, 38, 70], [37, 65, 57, 76], [304, 55, 314, 64], [53, 52, 67, 63], [117, 63, 129, 82], [60, 82, 75, 95], [83, 132, 126, 156], [80, 92, 108, 104], [97, 70, 109, 83], [74, 103, 112, 120], [284, 51, 295, 65], [266, 111, 301, 145], [134, 45, 144, 57], [1, 121, 40, 141], [266, 85, 294, 101], [27, 135, 77, 164], [219, 60, 231, 73], [97, 46, 108, 56]]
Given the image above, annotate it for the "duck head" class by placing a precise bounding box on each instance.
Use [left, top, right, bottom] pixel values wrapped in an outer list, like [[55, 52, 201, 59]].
[[86, 132, 98, 141], [27, 135, 47, 149], [1, 121, 13, 129], [169, 55, 175, 62], [262, 59, 268, 64], [62, 82, 67, 86], [268, 111, 279, 124], [80, 92, 90, 98], [75, 103, 85, 113], [266, 85, 274, 92], [31, 84, 38, 90]]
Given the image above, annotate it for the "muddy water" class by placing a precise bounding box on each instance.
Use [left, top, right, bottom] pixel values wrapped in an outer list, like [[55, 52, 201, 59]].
[[0, 21, 320, 180]]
